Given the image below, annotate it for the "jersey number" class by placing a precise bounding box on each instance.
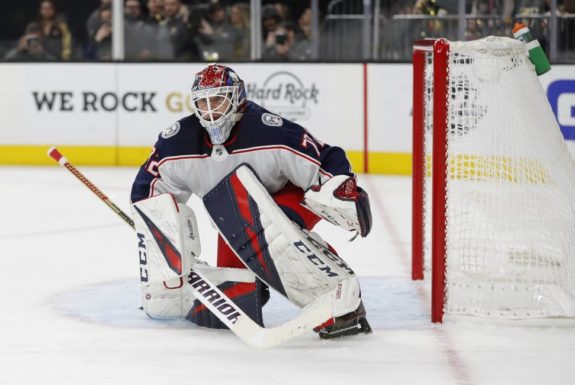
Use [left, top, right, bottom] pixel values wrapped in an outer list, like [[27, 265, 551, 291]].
[[301, 133, 324, 157]]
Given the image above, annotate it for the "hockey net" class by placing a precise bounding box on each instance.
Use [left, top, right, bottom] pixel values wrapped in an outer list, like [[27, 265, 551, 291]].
[[412, 36, 575, 322]]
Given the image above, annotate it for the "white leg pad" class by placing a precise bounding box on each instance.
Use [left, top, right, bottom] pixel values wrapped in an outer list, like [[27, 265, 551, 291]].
[[203, 165, 362, 317], [132, 194, 200, 319], [141, 264, 256, 320], [132, 194, 257, 319]]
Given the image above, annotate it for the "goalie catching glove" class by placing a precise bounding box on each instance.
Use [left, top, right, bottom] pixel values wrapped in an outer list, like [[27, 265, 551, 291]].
[[303, 175, 372, 237]]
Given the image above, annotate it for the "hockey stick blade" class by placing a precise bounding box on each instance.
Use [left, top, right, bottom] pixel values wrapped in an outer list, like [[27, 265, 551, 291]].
[[47, 147, 336, 348], [187, 271, 337, 349]]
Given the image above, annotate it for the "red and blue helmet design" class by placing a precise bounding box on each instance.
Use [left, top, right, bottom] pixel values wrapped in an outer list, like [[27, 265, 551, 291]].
[[191, 64, 247, 145]]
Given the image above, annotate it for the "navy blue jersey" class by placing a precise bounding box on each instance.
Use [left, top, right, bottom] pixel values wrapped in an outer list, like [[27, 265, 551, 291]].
[[131, 101, 353, 204]]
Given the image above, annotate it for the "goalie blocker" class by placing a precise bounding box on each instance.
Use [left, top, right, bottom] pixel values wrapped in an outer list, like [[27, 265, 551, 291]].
[[203, 164, 372, 339]]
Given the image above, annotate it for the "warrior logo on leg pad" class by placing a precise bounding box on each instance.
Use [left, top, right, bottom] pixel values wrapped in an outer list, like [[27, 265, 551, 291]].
[[188, 272, 242, 324]]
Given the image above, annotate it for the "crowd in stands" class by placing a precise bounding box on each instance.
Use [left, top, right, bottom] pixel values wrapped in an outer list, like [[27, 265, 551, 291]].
[[5, 0, 72, 61], [376, 0, 575, 60], [2, 0, 574, 62], [3, 0, 313, 62], [409, 0, 575, 42]]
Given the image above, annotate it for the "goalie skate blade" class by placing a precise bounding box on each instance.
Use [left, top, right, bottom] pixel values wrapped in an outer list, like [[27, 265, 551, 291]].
[[318, 318, 373, 340]]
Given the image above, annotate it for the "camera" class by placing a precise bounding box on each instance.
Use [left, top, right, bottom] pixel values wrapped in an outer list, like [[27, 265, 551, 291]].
[[26, 35, 40, 47], [275, 33, 287, 45]]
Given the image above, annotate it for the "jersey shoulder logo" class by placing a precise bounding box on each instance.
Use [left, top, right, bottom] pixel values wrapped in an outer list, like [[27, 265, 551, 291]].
[[161, 122, 181, 139], [261, 113, 283, 127]]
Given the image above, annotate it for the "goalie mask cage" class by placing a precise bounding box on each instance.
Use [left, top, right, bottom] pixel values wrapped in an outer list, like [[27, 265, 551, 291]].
[[411, 37, 575, 323]]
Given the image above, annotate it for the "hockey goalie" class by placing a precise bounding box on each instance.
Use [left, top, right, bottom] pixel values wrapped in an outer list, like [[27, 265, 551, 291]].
[[130, 64, 373, 340]]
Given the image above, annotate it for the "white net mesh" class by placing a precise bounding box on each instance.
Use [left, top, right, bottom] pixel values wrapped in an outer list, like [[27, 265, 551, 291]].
[[426, 37, 575, 319]]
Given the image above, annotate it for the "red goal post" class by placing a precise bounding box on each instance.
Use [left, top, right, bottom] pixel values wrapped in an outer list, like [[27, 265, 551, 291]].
[[412, 39, 449, 323]]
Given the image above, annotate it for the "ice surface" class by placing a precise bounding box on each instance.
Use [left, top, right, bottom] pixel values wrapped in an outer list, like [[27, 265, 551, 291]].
[[0, 167, 574, 385]]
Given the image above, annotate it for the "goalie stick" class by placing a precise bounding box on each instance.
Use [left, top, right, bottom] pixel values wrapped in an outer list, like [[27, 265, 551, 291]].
[[47, 148, 134, 228], [47, 147, 342, 349]]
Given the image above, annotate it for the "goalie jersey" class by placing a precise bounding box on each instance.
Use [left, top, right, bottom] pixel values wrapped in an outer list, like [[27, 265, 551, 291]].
[[131, 100, 353, 203]]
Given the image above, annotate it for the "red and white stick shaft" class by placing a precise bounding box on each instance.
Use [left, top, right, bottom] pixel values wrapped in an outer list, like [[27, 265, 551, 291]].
[[47, 147, 135, 228]]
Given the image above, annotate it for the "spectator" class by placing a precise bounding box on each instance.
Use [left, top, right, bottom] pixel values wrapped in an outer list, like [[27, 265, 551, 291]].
[[494, 0, 517, 35], [413, 0, 446, 16], [173, 0, 192, 22], [125, 0, 144, 21], [91, 4, 113, 60], [465, 18, 485, 40], [514, 0, 549, 51], [261, 4, 282, 54], [124, 0, 157, 60], [146, 0, 165, 25], [229, 2, 250, 59], [413, 0, 447, 38], [198, 2, 241, 61], [86, 0, 112, 42], [273, 1, 293, 23], [502, 0, 515, 21], [4, 22, 55, 61], [515, 0, 548, 16], [376, 1, 417, 60], [161, 0, 197, 60], [262, 23, 293, 61], [142, 0, 173, 59], [290, 7, 312, 61], [36, 0, 72, 60]]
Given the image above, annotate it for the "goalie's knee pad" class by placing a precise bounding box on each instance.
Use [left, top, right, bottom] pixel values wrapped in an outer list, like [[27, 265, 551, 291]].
[[203, 164, 362, 316]]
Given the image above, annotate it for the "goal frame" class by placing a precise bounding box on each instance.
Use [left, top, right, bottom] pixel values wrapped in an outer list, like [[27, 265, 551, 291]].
[[411, 38, 450, 323], [412, 36, 575, 324]]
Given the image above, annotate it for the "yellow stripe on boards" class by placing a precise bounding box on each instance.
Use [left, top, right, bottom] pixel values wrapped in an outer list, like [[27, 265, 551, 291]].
[[0, 145, 152, 166], [345, 151, 365, 174], [118, 147, 154, 166], [322, 151, 413, 175], [368, 152, 412, 175], [0, 145, 414, 175], [0, 145, 114, 165]]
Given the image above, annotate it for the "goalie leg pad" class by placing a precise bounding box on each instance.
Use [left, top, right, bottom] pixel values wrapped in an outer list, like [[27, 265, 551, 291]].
[[203, 164, 361, 315], [132, 194, 201, 319], [141, 278, 196, 320]]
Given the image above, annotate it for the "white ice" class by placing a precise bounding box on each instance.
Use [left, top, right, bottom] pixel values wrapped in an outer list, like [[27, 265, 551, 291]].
[[1, 166, 574, 385]]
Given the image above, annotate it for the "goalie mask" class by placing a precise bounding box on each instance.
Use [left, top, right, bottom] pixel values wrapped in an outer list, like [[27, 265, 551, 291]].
[[191, 64, 247, 145]]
